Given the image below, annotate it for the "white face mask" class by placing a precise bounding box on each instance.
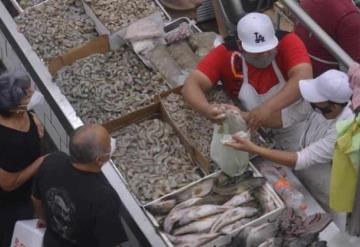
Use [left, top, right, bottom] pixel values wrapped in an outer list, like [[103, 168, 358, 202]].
[[243, 49, 277, 69], [110, 137, 116, 157], [27, 91, 45, 110]]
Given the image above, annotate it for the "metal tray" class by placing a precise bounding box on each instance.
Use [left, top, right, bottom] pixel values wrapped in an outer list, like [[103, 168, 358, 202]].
[[143, 162, 285, 247]]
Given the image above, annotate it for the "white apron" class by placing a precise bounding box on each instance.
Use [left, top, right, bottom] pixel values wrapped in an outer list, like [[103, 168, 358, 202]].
[[237, 55, 305, 150]]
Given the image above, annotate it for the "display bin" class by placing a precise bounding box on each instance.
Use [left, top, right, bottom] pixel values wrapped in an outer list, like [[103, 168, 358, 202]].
[[143, 162, 286, 247], [81, 0, 171, 37], [102, 101, 212, 205], [157, 86, 276, 161]]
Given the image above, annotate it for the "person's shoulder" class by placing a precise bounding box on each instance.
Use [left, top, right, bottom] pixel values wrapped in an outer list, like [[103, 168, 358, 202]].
[[46, 151, 70, 162], [278, 32, 304, 47], [41, 151, 70, 170], [337, 104, 355, 122], [204, 44, 232, 58], [95, 182, 120, 207]]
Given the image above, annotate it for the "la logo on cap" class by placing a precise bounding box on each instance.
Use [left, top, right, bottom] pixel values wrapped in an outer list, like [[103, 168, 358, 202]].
[[254, 32, 265, 43]]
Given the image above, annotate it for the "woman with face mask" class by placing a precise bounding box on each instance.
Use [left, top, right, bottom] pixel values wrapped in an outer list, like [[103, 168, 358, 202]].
[[0, 70, 47, 247], [225, 70, 354, 219]]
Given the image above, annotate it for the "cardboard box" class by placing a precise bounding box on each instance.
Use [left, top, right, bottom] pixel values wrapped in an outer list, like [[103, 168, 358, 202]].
[[102, 101, 212, 205], [157, 86, 276, 162], [48, 35, 109, 76], [81, 0, 171, 37]]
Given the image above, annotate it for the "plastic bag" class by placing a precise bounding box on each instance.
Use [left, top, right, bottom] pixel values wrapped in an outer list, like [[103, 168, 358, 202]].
[[210, 109, 249, 177], [124, 12, 165, 41]]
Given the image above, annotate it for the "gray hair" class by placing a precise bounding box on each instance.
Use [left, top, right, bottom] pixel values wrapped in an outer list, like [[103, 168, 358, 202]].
[[69, 125, 107, 164], [0, 70, 31, 110]]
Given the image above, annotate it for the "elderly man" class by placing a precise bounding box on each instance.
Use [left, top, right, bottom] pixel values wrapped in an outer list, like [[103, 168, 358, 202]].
[[31, 124, 127, 247], [182, 12, 312, 150], [226, 70, 354, 211]]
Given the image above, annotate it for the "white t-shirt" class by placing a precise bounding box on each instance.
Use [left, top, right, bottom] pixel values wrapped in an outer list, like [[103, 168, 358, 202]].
[[282, 102, 354, 170]]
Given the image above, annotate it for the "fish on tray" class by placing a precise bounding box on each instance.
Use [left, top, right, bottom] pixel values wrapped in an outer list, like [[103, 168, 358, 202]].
[[210, 207, 259, 233], [145, 171, 276, 246], [174, 214, 220, 235], [179, 204, 231, 226]]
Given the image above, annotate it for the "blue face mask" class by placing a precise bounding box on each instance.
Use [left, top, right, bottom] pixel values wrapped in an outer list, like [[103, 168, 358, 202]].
[[243, 49, 277, 69]]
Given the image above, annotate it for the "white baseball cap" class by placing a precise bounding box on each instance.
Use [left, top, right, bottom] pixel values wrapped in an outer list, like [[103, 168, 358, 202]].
[[299, 70, 352, 103], [237, 13, 278, 53]]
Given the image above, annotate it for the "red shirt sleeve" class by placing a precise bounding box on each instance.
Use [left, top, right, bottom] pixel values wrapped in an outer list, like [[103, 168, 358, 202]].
[[337, 12, 360, 63], [196, 45, 230, 85], [277, 33, 311, 75]]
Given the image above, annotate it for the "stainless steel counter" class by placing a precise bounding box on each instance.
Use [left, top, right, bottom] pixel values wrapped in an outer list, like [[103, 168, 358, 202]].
[[0, 2, 167, 246]]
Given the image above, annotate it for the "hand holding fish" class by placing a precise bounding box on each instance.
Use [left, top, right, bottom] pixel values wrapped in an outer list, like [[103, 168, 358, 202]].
[[225, 132, 258, 153]]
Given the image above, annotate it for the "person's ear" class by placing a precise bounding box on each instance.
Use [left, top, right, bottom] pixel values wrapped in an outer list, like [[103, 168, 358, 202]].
[[95, 156, 104, 167]]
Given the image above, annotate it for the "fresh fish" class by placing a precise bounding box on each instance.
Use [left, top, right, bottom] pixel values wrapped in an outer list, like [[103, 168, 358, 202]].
[[210, 207, 258, 233], [198, 193, 233, 205], [219, 217, 254, 234], [245, 223, 279, 247], [254, 189, 277, 212], [258, 237, 283, 247], [286, 233, 319, 247], [309, 240, 327, 247], [215, 170, 254, 187], [163, 197, 204, 233], [179, 205, 230, 226], [172, 197, 203, 211], [145, 199, 176, 215], [223, 191, 254, 207], [173, 214, 220, 235], [213, 177, 266, 195], [166, 233, 221, 247], [164, 208, 191, 233], [174, 178, 215, 202], [301, 213, 332, 235]]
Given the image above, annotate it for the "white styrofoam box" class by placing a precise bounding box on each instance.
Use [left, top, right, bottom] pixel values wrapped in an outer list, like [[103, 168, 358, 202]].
[[144, 162, 285, 247], [10, 219, 45, 247]]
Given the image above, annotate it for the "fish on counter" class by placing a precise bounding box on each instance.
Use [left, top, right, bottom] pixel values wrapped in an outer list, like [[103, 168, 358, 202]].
[[145, 171, 279, 246], [179, 204, 231, 226], [228, 208, 331, 247], [213, 177, 266, 195], [210, 207, 259, 233], [173, 214, 220, 235], [223, 190, 254, 207], [219, 217, 254, 235]]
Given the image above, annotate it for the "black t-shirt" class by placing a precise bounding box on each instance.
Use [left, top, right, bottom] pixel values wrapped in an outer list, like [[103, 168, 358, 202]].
[[32, 152, 128, 247], [0, 111, 41, 203]]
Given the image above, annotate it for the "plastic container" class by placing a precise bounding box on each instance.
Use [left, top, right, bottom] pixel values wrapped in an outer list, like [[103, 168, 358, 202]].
[[274, 177, 307, 214], [10, 219, 45, 247]]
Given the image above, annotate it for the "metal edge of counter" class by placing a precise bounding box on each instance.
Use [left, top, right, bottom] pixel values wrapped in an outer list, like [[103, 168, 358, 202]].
[[0, 2, 167, 246]]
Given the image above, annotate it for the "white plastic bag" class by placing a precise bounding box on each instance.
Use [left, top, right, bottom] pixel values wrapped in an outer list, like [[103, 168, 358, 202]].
[[210, 110, 249, 177]]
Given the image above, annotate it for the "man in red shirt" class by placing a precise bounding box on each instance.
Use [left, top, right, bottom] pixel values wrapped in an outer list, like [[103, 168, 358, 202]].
[[181, 12, 312, 150], [295, 0, 360, 77]]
